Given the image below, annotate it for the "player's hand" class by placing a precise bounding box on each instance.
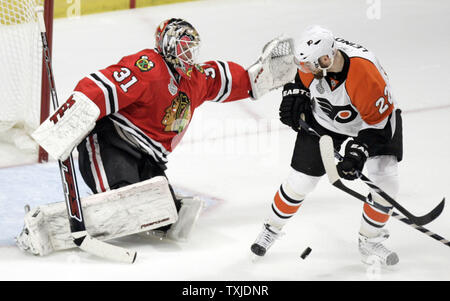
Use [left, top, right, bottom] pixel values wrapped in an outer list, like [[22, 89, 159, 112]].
[[279, 83, 311, 131], [337, 140, 369, 180]]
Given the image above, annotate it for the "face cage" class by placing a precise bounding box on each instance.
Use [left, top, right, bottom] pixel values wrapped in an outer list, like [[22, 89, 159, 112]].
[[175, 36, 200, 68]]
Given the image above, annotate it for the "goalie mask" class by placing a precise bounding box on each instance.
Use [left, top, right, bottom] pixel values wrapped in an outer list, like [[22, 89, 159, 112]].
[[155, 18, 201, 79], [294, 25, 337, 76]]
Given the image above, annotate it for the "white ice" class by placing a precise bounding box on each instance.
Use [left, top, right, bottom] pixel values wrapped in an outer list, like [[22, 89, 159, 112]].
[[0, 0, 449, 281]]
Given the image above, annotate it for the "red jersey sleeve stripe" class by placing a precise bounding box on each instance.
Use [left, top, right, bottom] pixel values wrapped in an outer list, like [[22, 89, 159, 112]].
[[93, 71, 119, 114], [86, 74, 113, 115], [210, 61, 232, 103]]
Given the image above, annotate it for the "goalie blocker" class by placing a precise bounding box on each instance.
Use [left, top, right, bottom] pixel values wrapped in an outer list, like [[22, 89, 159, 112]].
[[16, 176, 204, 256]]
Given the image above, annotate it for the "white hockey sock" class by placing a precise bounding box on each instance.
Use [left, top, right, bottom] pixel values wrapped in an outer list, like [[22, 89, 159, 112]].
[[359, 194, 393, 238], [268, 183, 304, 230]]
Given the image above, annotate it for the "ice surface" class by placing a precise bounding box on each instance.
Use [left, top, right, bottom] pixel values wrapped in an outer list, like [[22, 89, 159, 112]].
[[0, 0, 449, 281]]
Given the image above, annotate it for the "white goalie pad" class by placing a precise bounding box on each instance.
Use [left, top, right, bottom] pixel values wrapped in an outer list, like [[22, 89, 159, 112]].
[[15, 176, 178, 256], [248, 36, 297, 100], [31, 92, 100, 161]]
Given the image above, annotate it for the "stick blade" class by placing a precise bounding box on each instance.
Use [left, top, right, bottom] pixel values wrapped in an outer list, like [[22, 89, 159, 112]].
[[79, 235, 137, 264], [411, 198, 445, 226], [319, 135, 340, 184]]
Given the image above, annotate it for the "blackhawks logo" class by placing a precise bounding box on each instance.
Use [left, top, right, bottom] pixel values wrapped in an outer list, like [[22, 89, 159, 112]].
[[195, 64, 204, 74], [162, 92, 192, 133], [135, 55, 154, 72]]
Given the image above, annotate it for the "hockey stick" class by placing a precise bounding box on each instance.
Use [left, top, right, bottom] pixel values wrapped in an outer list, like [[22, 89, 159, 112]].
[[296, 117, 445, 226], [319, 135, 450, 249], [36, 7, 136, 263]]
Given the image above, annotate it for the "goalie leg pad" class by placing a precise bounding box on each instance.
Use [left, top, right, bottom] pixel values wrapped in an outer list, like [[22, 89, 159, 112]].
[[15, 176, 178, 256], [16, 206, 52, 256], [31, 92, 100, 161]]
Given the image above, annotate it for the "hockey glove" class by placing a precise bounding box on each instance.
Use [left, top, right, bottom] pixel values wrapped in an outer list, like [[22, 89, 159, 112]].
[[337, 140, 369, 180], [279, 83, 312, 131]]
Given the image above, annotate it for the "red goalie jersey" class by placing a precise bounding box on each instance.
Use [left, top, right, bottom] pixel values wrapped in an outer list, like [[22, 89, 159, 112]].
[[72, 49, 251, 165]]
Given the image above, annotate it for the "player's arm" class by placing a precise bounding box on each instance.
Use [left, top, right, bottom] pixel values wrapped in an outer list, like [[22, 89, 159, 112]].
[[74, 59, 149, 119], [32, 57, 148, 161], [202, 36, 297, 102], [338, 58, 395, 180], [347, 58, 394, 148], [201, 60, 252, 103]]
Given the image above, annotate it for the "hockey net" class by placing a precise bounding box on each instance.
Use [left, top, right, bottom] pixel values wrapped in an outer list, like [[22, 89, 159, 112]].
[[0, 0, 48, 158]]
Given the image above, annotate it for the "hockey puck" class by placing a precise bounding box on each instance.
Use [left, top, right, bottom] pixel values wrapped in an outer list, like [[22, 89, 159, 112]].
[[301, 247, 312, 259]]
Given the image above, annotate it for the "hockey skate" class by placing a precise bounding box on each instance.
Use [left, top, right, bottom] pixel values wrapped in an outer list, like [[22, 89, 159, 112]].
[[140, 196, 204, 242], [251, 223, 283, 257], [358, 229, 399, 266]]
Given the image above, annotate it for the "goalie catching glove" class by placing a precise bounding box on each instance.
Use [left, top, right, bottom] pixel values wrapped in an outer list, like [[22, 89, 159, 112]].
[[248, 35, 297, 100]]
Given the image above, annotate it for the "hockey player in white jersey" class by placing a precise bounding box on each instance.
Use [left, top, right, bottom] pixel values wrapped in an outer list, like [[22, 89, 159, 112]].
[[251, 25, 403, 266]]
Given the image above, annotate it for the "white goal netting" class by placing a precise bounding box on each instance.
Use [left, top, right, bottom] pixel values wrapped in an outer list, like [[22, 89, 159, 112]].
[[0, 0, 45, 153]]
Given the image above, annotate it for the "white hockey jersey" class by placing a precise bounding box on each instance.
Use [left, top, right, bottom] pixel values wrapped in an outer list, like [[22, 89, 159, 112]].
[[297, 38, 398, 137]]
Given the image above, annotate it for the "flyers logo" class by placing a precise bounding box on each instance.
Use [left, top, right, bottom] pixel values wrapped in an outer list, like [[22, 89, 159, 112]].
[[316, 97, 357, 123]]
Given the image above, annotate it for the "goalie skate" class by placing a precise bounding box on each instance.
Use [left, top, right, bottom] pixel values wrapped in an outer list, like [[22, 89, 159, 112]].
[[358, 229, 399, 266], [140, 196, 205, 242]]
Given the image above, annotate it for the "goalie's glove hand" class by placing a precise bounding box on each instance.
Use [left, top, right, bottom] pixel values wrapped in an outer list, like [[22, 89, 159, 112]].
[[279, 83, 311, 131], [337, 140, 369, 180]]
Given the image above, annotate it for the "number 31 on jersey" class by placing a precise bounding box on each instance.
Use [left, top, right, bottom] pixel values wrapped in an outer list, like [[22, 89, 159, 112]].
[[113, 67, 138, 92]]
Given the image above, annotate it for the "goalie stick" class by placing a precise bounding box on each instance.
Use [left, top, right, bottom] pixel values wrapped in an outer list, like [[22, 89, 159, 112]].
[[36, 7, 136, 263], [296, 117, 445, 226], [319, 135, 450, 249]]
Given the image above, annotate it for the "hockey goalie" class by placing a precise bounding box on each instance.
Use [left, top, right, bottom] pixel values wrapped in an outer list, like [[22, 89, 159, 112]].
[[16, 18, 297, 257]]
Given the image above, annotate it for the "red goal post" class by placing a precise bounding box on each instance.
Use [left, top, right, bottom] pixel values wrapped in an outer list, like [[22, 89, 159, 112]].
[[38, 0, 53, 162]]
